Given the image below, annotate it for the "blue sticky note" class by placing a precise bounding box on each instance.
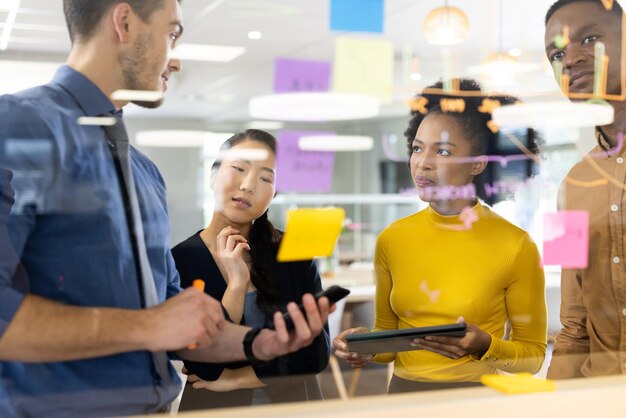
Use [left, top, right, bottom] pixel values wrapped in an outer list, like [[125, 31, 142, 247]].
[[330, 0, 384, 33]]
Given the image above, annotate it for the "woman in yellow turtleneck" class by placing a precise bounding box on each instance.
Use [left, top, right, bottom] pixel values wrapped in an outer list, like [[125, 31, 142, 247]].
[[334, 79, 547, 393]]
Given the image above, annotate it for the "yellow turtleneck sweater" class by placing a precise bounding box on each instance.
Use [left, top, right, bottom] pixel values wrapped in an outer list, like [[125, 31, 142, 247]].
[[373, 203, 547, 382]]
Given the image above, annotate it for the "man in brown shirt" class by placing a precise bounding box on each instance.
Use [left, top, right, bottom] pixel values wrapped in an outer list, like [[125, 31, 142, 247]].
[[544, 0, 626, 378]]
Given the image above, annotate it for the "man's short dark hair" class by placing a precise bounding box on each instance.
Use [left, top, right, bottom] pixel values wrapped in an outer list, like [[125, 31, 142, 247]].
[[545, 0, 623, 25], [63, 0, 178, 43]]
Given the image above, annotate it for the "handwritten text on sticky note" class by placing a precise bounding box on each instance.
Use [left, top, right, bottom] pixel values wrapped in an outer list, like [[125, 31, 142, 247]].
[[273, 58, 331, 94], [276, 130, 335, 193]]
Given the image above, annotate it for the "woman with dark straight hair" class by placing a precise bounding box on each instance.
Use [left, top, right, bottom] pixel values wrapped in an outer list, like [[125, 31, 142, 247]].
[[172, 129, 330, 410]]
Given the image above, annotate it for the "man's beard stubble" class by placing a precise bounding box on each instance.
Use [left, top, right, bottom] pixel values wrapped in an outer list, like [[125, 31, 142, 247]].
[[118, 32, 165, 109]]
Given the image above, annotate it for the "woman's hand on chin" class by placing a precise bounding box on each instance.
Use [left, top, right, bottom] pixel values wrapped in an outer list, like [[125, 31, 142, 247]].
[[216, 226, 251, 287]]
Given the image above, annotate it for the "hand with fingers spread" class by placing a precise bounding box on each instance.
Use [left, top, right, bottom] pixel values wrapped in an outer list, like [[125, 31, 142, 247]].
[[251, 294, 333, 361], [144, 286, 225, 352], [410, 317, 492, 360], [333, 327, 373, 368]]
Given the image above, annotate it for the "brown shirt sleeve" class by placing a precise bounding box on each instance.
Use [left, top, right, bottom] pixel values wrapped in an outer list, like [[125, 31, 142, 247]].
[[548, 178, 590, 379]]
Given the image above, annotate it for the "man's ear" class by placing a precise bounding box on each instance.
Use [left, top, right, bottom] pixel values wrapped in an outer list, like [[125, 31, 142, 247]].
[[471, 155, 488, 176], [111, 3, 133, 43]]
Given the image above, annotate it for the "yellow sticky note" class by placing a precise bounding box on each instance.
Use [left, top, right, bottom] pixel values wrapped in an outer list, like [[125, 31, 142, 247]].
[[277, 208, 345, 262], [333, 37, 393, 104], [481, 373, 556, 395]]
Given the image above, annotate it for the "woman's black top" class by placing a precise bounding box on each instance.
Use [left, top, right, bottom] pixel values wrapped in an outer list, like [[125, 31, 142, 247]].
[[171, 231, 330, 409]]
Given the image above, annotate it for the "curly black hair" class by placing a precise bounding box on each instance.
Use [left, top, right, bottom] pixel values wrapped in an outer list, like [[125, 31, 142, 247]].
[[404, 78, 541, 206]]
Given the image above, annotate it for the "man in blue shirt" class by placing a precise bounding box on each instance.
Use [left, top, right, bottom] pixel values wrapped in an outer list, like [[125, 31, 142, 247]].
[[0, 1, 330, 416], [0, 169, 27, 319]]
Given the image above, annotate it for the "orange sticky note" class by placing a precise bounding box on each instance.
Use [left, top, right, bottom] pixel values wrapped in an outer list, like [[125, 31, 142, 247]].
[[277, 208, 345, 262], [481, 373, 556, 394]]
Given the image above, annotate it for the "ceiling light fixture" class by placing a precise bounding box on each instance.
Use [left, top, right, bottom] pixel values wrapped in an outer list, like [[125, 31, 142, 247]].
[[468, 1, 540, 88], [492, 101, 614, 128], [422, 1, 469, 46], [248, 31, 262, 40], [249, 92, 379, 121], [246, 120, 285, 130], [0, 0, 20, 11], [171, 43, 246, 62], [187, 0, 226, 26], [0, 0, 22, 50], [216, 148, 269, 162], [467, 52, 541, 87], [298, 135, 374, 152]]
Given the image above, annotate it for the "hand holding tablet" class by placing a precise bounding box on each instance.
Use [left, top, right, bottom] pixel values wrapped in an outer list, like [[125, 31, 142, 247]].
[[411, 318, 492, 360], [333, 327, 374, 368], [345, 323, 468, 355]]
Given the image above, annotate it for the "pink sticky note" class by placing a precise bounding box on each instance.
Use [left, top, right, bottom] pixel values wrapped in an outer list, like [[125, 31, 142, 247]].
[[543, 211, 589, 269]]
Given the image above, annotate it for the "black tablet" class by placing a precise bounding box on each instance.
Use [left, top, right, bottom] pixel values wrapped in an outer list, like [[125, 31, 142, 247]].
[[345, 323, 467, 354]]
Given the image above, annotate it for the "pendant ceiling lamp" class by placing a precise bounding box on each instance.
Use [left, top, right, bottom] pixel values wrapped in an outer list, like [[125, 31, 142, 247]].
[[468, 0, 540, 87], [468, 52, 541, 87], [422, 1, 469, 46]]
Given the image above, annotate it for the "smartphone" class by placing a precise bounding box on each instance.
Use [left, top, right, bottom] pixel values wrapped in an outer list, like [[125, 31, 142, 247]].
[[268, 285, 350, 331]]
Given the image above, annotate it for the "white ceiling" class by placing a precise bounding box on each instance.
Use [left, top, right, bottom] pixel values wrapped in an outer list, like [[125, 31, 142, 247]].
[[0, 0, 562, 123]]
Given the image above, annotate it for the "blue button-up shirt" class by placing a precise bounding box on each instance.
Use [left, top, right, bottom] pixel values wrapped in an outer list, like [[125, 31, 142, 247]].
[[0, 66, 182, 417]]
